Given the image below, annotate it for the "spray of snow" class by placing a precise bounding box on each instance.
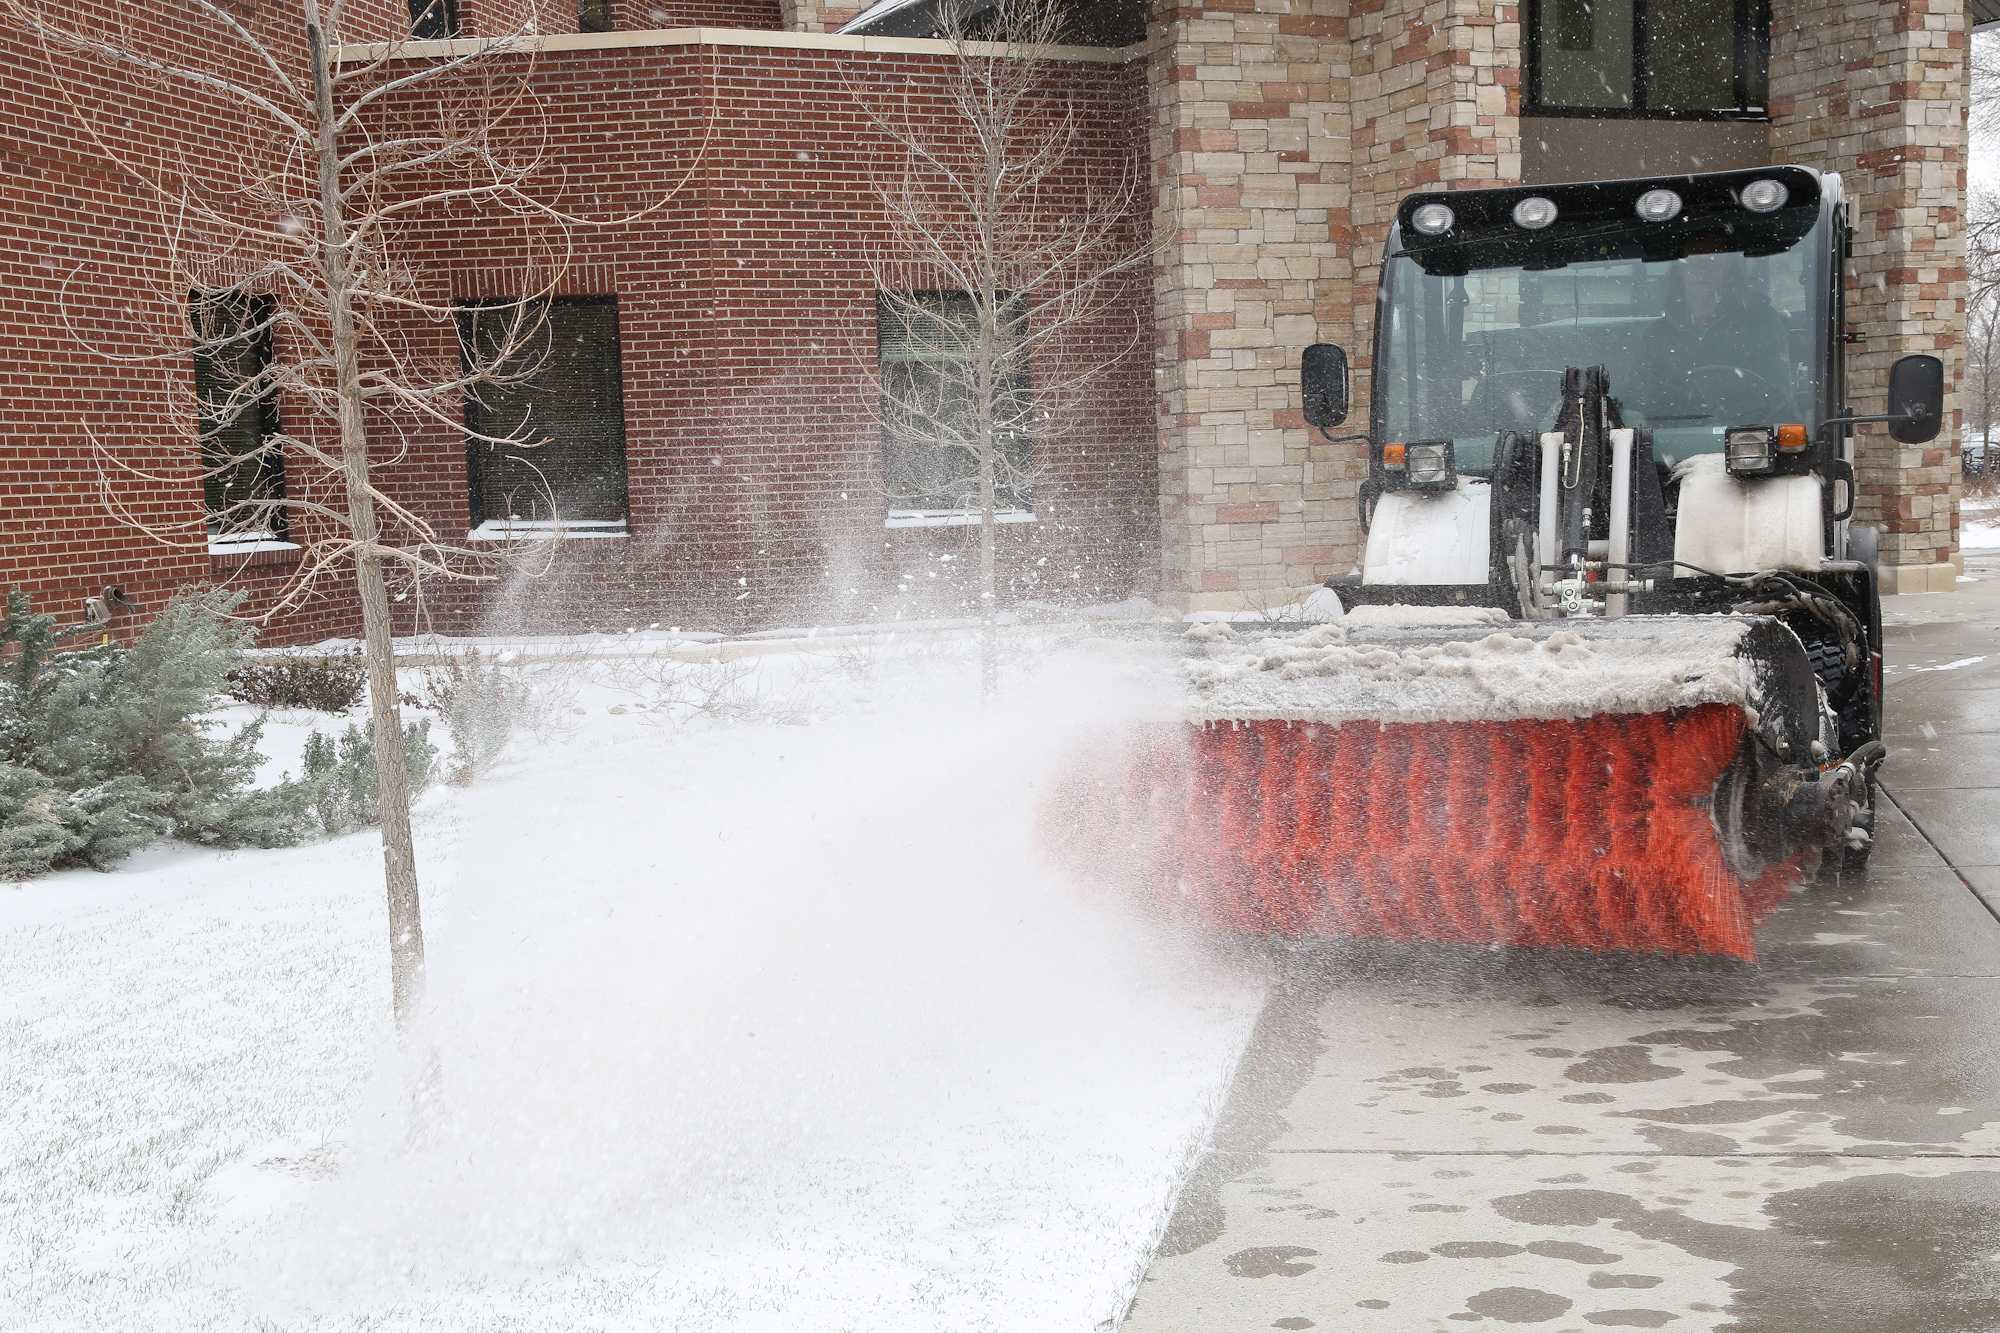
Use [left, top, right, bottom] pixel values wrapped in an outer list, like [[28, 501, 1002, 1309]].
[[224, 640, 1262, 1329]]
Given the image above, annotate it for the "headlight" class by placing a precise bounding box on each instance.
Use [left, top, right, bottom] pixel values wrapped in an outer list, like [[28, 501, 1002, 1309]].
[[1405, 439, 1456, 488], [1512, 196, 1558, 230], [1635, 188, 1683, 222], [1740, 178, 1789, 214], [1411, 203, 1455, 236], [1725, 427, 1776, 475]]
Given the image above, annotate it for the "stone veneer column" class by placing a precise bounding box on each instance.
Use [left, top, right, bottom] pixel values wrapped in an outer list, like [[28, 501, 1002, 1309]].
[[778, 0, 868, 31], [1148, 0, 1355, 613], [1770, 0, 1968, 593], [1347, 0, 1520, 426]]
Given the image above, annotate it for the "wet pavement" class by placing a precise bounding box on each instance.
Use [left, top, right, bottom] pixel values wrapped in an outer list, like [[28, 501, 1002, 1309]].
[[1124, 555, 2000, 1332]]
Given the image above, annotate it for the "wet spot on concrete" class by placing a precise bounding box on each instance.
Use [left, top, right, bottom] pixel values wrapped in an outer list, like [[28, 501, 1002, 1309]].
[[1493, 1173, 2000, 1332], [1584, 1311, 1678, 1328], [1610, 1162, 1658, 1174], [1412, 1203, 1469, 1213], [1437, 1168, 1476, 1179], [1539, 1173, 1589, 1185], [1534, 1124, 1586, 1135], [1529, 1047, 1577, 1058], [1356, 1299, 1390, 1309], [1635, 1125, 1740, 1154], [1465, 1286, 1573, 1322], [1226, 1246, 1318, 1278], [1589, 1273, 1665, 1290], [1615, 1099, 1804, 1126], [1272, 1319, 1314, 1330], [1435, 1240, 1526, 1259], [1565, 1045, 1679, 1083], [1563, 1092, 1616, 1105], [1492, 1112, 1526, 1122], [1380, 1250, 1431, 1264], [1525, 1239, 1620, 1265], [1483, 1082, 1536, 1094]]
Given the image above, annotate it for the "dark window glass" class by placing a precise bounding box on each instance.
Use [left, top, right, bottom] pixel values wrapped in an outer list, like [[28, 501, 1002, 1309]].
[[578, 0, 613, 33], [459, 296, 630, 528], [1554, 0, 1595, 51], [876, 292, 1031, 515], [1645, 0, 1759, 112], [409, 0, 460, 39], [190, 291, 285, 542], [1529, 0, 1766, 116]]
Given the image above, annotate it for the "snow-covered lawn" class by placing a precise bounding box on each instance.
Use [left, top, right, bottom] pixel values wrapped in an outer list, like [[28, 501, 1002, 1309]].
[[1, 639, 1263, 1331]]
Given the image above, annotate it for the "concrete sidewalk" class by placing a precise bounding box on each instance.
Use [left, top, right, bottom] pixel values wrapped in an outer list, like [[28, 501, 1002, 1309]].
[[1124, 557, 2000, 1333]]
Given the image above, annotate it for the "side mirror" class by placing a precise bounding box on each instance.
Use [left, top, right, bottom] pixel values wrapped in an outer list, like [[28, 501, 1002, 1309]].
[[1302, 343, 1349, 429], [1886, 353, 1944, 444]]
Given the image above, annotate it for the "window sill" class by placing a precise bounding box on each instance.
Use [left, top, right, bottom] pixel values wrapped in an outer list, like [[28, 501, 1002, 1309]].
[[207, 536, 299, 557], [467, 519, 630, 542], [885, 509, 1037, 530], [1521, 107, 1770, 124]]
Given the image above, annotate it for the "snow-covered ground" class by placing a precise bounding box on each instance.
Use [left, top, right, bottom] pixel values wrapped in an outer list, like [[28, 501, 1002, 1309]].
[[0, 638, 1264, 1332], [1963, 496, 2000, 553]]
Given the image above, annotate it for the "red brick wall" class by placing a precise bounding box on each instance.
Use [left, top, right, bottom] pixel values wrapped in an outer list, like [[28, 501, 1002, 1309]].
[[353, 40, 1155, 636], [6, 9, 1150, 643], [0, 1, 401, 645]]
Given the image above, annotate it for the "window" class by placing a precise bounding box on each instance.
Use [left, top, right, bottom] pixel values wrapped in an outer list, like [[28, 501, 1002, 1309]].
[[577, 0, 613, 32], [408, 0, 460, 39], [190, 290, 286, 547], [1527, 0, 1768, 118], [459, 296, 630, 535], [877, 292, 1032, 520]]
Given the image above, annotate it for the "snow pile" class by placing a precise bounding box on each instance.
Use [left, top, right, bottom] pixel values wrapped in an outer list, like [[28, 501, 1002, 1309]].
[[1184, 614, 1758, 724], [0, 639, 1262, 1332]]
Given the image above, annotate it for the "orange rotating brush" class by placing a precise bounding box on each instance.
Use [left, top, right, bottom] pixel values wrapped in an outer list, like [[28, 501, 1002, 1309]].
[[1052, 704, 1812, 961]]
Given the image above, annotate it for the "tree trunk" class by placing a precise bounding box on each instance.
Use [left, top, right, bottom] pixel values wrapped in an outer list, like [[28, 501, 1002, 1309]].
[[308, 14, 426, 1027]]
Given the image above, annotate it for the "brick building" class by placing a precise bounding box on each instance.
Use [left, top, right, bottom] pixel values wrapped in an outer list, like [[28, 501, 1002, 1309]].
[[0, 0, 1976, 643]]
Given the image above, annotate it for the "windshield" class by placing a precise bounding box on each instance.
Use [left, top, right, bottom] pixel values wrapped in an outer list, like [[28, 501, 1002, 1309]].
[[1376, 233, 1827, 472]]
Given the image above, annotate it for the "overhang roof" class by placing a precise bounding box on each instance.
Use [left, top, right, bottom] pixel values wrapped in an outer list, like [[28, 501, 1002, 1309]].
[[1976, 0, 2000, 28]]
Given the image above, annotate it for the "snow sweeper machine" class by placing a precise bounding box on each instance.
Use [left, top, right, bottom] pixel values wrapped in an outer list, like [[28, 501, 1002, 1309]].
[[1066, 164, 1943, 961]]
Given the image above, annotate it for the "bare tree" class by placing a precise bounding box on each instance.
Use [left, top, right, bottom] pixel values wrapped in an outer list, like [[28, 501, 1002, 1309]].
[[851, 0, 1154, 693], [2, 0, 703, 1027]]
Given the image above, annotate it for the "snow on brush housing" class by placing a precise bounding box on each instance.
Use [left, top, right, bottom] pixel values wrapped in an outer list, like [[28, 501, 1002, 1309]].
[[1183, 609, 1766, 728]]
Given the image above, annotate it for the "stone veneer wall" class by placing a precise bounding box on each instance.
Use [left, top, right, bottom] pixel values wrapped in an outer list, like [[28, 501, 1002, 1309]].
[[778, 0, 869, 31], [1770, 0, 1968, 592], [1346, 0, 1520, 441], [1147, 0, 1355, 612]]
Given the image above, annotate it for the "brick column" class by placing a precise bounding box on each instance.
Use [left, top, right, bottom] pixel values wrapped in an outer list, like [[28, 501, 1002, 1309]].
[[1771, 0, 1968, 593], [1148, 0, 1354, 612]]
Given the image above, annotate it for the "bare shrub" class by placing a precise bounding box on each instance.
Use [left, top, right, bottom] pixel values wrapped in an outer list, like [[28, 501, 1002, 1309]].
[[225, 651, 366, 713]]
